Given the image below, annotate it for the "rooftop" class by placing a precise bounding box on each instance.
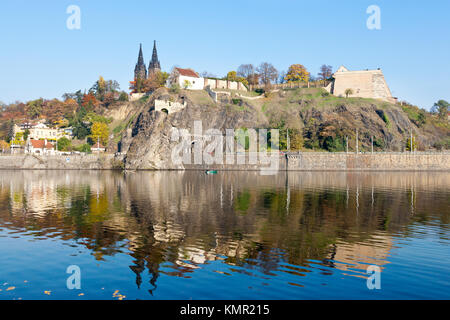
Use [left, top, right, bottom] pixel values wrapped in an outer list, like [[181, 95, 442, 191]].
[[175, 68, 200, 78]]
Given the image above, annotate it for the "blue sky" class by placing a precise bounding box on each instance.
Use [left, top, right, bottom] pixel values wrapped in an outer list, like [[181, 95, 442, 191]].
[[0, 0, 449, 109]]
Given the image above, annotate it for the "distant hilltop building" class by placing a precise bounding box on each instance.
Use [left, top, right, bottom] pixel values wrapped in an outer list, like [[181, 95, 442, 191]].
[[325, 66, 396, 103], [167, 67, 247, 91], [134, 41, 161, 80], [132, 42, 247, 98]]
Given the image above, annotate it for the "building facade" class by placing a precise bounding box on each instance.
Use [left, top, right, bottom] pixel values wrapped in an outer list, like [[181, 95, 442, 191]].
[[325, 66, 396, 103]]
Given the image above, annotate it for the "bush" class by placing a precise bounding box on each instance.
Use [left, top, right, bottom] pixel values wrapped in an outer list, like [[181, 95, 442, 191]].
[[75, 143, 91, 153], [232, 98, 242, 105], [170, 83, 180, 94], [118, 92, 129, 102]]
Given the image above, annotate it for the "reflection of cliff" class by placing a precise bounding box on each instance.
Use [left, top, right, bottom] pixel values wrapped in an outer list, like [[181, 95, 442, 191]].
[[0, 171, 448, 294]]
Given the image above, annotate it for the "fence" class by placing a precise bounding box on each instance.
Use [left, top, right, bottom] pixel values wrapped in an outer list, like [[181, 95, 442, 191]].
[[250, 80, 330, 91]]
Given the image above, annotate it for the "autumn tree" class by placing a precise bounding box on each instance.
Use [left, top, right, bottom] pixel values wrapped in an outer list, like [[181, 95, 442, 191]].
[[318, 65, 333, 81], [81, 93, 100, 111], [285, 64, 309, 83], [226, 71, 248, 87], [0, 140, 9, 152], [90, 122, 109, 145], [142, 71, 169, 92], [226, 71, 238, 81], [289, 128, 304, 150], [256, 62, 278, 90]]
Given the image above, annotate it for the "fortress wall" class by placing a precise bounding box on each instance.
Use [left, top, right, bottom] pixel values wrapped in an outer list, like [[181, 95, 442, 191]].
[[332, 71, 374, 98], [204, 79, 247, 91], [331, 69, 393, 102]]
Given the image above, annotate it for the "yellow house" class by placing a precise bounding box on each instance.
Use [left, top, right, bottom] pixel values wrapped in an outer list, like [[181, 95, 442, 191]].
[[28, 123, 70, 141]]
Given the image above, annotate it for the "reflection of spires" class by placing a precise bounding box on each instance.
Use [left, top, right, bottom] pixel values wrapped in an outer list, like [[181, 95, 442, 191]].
[[129, 262, 145, 289]]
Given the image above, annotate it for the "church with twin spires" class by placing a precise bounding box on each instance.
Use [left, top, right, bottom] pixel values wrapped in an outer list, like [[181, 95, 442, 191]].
[[134, 41, 161, 80]]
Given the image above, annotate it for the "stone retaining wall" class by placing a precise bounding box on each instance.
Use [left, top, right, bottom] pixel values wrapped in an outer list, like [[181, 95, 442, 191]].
[[0, 154, 117, 170], [0, 153, 448, 171]]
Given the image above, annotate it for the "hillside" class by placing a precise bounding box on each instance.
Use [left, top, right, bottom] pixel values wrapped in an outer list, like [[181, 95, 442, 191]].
[[116, 87, 449, 169]]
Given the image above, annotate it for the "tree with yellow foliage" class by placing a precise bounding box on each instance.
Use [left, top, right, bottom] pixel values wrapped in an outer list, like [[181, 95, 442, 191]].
[[90, 122, 109, 145], [0, 140, 9, 152], [285, 64, 310, 83]]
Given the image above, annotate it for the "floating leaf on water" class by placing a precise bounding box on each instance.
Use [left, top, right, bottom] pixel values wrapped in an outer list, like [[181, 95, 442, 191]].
[[6, 287, 15, 291], [44, 291, 51, 295]]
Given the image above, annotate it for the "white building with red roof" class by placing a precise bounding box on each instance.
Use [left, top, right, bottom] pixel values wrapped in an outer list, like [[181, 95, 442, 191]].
[[169, 67, 205, 90], [26, 139, 56, 155]]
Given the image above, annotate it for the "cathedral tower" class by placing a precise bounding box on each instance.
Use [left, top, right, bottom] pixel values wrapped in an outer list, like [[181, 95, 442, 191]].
[[134, 43, 147, 80], [148, 40, 161, 75]]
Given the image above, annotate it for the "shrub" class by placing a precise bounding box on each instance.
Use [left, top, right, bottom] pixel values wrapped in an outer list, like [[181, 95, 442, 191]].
[[118, 92, 129, 102], [170, 83, 180, 94]]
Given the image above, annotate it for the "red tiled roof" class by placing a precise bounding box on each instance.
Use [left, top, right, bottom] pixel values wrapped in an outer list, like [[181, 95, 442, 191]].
[[93, 142, 105, 149], [175, 68, 199, 78], [30, 139, 54, 149]]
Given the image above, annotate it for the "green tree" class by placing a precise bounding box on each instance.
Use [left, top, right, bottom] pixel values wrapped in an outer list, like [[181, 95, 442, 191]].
[[57, 137, 71, 151], [432, 100, 449, 119], [26, 98, 44, 119]]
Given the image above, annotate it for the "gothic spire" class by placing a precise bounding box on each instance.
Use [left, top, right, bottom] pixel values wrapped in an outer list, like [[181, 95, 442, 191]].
[[134, 43, 147, 80], [138, 43, 144, 65], [148, 40, 161, 73]]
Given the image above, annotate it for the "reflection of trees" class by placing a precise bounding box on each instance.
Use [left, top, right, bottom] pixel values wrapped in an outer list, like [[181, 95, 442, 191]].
[[0, 171, 449, 293]]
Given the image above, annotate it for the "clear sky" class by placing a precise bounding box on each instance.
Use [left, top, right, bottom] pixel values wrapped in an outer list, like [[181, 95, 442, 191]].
[[0, 0, 449, 109]]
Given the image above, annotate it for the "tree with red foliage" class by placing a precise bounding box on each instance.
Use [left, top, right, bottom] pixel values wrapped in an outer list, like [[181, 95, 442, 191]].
[[81, 93, 99, 111]]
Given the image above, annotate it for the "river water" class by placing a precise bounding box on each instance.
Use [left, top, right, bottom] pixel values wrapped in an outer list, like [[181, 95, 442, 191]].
[[0, 170, 448, 300]]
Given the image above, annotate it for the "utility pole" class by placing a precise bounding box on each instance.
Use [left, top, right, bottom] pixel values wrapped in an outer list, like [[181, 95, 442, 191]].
[[371, 136, 374, 154], [355, 129, 358, 154], [286, 128, 290, 152], [410, 130, 413, 154]]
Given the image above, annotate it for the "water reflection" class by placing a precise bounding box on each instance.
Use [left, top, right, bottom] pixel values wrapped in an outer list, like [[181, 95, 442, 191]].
[[0, 171, 449, 299]]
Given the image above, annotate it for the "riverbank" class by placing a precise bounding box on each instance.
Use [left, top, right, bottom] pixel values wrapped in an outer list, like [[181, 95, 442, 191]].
[[0, 152, 449, 171]]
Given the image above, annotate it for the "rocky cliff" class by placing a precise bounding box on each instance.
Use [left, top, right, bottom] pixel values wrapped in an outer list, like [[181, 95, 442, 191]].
[[119, 87, 449, 170]]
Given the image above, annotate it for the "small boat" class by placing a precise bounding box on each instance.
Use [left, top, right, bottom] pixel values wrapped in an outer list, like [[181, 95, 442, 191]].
[[205, 170, 218, 174]]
